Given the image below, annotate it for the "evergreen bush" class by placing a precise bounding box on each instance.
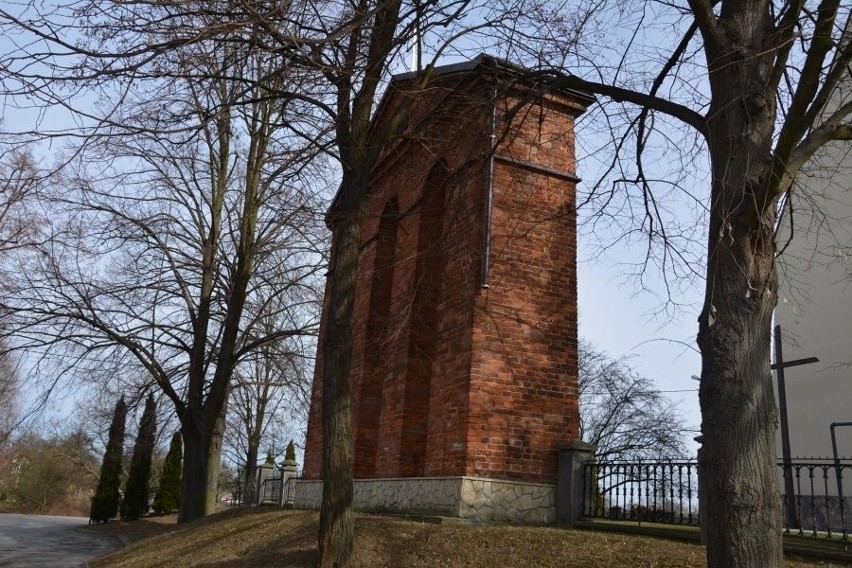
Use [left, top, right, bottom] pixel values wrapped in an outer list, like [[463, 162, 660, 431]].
[[90, 397, 127, 523], [152, 431, 182, 515], [120, 394, 157, 520], [285, 440, 296, 463]]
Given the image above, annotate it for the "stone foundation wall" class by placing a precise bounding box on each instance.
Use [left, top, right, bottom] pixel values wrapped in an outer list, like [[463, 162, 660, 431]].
[[293, 476, 555, 523]]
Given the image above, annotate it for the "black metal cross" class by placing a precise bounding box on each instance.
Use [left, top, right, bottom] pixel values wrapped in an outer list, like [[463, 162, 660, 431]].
[[772, 324, 819, 531]]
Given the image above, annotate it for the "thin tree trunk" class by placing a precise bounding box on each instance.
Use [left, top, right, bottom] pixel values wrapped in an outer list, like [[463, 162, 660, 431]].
[[317, 188, 361, 568]]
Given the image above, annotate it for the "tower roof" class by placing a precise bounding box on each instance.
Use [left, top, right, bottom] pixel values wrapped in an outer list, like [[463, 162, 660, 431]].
[[391, 53, 594, 106], [325, 55, 593, 224]]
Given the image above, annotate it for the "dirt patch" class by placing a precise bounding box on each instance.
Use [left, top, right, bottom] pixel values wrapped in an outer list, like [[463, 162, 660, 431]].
[[85, 513, 180, 543]]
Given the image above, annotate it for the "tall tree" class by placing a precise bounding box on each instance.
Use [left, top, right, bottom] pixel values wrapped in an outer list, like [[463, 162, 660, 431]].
[[312, 24, 428, 568], [225, 283, 316, 507], [0, 429, 98, 516], [579, 341, 687, 462], [0, 339, 18, 449], [91, 397, 127, 523], [121, 393, 157, 520], [0, 149, 39, 448], [0, 0, 487, 543], [152, 431, 183, 515], [228, 342, 310, 507], [0, 8, 326, 522], [295, 3, 506, 563], [497, 1, 852, 565]]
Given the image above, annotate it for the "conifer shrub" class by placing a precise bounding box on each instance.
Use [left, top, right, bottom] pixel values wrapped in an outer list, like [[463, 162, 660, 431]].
[[284, 440, 296, 463], [152, 431, 182, 515], [90, 397, 127, 523], [120, 394, 157, 520]]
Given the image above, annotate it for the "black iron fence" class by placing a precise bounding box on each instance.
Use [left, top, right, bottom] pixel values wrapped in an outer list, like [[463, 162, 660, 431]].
[[583, 457, 850, 543], [257, 475, 300, 505], [219, 473, 301, 508], [218, 480, 244, 507], [259, 476, 282, 504], [583, 459, 700, 526], [781, 459, 850, 542]]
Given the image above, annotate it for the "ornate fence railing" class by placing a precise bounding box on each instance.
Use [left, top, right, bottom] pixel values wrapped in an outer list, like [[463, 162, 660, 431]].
[[257, 476, 280, 504], [218, 480, 244, 507], [583, 457, 850, 543], [781, 459, 850, 542], [583, 459, 700, 526], [218, 471, 302, 508], [257, 475, 301, 505]]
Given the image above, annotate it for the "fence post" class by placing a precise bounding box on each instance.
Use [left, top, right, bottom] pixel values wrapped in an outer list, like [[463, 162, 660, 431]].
[[696, 436, 707, 545], [279, 457, 298, 507], [557, 440, 596, 525], [256, 454, 276, 505]]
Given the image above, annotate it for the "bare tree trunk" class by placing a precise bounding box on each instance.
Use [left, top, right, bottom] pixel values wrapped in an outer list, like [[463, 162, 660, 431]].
[[178, 420, 209, 523], [205, 393, 229, 515], [243, 450, 258, 506], [175, 393, 237, 522], [694, 5, 786, 564], [698, 258, 781, 567], [698, 67, 782, 568], [317, 188, 361, 568], [238, 397, 266, 507], [177, 394, 229, 521]]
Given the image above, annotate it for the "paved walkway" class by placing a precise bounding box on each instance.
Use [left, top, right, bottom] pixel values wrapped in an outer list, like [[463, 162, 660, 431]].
[[0, 514, 121, 567]]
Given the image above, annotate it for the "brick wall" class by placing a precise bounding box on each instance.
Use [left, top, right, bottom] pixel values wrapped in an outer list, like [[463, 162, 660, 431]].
[[303, 65, 588, 485], [466, 94, 582, 483]]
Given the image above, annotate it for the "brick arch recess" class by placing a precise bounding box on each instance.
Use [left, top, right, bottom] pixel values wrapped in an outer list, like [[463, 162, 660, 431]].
[[399, 159, 450, 477], [354, 198, 400, 478]]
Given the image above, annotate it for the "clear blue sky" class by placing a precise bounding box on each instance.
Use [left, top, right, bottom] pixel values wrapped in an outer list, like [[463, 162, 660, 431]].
[[578, 253, 703, 449]]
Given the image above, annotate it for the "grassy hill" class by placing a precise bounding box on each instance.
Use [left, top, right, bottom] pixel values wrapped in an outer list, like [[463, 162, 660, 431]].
[[86, 508, 846, 568]]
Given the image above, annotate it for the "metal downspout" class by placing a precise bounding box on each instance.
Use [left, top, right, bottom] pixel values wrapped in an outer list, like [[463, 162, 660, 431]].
[[481, 85, 497, 289]]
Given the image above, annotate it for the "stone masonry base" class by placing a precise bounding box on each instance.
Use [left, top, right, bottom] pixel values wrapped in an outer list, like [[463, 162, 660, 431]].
[[293, 476, 555, 523]]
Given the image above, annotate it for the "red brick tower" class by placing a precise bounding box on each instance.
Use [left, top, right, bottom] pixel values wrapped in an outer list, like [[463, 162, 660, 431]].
[[299, 56, 592, 521]]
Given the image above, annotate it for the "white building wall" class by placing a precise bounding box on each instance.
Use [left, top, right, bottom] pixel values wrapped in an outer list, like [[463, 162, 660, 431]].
[[775, 67, 852, 461]]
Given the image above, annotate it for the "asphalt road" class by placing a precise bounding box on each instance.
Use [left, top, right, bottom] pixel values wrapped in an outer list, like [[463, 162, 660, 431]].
[[0, 514, 121, 567]]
